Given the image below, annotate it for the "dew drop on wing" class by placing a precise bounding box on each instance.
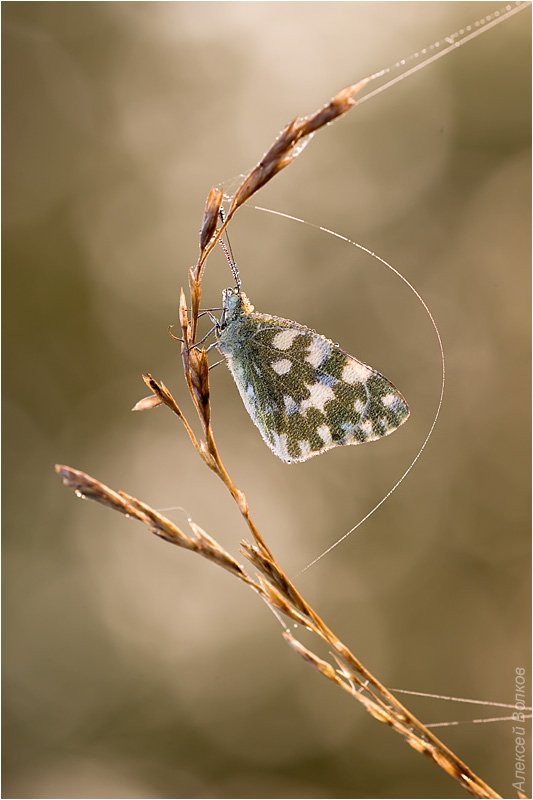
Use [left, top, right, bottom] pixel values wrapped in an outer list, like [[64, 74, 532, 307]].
[[75, 490, 86, 500]]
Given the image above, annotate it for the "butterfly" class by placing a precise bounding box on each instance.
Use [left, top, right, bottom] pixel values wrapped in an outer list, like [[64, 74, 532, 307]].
[[215, 285, 409, 463]]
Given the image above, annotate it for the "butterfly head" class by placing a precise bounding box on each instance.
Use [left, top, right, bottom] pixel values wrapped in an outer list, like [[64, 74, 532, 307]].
[[220, 287, 255, 328]]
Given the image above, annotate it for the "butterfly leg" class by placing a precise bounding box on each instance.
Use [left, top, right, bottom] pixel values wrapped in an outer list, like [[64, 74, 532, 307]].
[[192, 324, 218, 349], [208, 358, 225, 371], [168, 323, 217, 350], [181, 308, 223, 315]]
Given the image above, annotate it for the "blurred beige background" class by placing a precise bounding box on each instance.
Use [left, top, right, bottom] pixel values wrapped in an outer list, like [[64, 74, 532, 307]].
[[3, 2, 531, 798]]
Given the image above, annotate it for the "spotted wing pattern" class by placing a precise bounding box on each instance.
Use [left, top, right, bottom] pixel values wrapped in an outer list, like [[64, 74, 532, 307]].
[[216, 293, 409, 463]]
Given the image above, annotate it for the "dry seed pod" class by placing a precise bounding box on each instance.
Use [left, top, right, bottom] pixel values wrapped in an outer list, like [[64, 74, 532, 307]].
[[199, 187, 223, 253], [132, 394, 163, 412]]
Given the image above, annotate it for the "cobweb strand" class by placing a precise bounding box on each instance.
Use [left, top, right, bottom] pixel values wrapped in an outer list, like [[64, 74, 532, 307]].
[[359, 2, 529, 107], [252, 207, 445, 576]]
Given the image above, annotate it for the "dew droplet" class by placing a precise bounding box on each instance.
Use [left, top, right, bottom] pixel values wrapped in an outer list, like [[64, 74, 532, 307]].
[[75, 490, 86, 500]]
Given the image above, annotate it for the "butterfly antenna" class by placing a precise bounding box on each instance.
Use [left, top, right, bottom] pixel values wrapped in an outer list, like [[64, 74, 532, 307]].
[[218, 209, 241, 291]]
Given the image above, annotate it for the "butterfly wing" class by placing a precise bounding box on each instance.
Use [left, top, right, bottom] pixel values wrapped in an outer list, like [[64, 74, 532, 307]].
[[217, 312, 409, 463]]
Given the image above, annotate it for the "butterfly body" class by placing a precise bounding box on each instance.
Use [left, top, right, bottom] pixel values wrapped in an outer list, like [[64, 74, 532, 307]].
[[216, 288, 409, 463]]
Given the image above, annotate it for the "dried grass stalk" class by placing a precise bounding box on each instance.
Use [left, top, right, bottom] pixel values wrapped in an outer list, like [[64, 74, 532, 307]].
[[56, 78, 503, 799], [228, 78, 369, 213]]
